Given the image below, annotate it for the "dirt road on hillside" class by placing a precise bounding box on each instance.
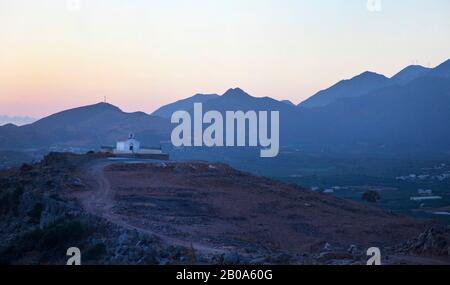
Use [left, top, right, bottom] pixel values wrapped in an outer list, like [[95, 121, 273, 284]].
[[77, 160, 224, 254], [73, 159, 441, 259]]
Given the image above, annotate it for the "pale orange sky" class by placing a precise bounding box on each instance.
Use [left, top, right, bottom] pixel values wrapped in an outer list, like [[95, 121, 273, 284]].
[[1, 0, 450, 118]]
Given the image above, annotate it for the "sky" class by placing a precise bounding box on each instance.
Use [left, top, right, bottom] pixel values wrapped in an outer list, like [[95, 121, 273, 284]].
[[0, 0, 449, 118]]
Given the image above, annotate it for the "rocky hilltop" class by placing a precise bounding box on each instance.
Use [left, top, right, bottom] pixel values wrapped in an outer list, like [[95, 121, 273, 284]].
[[0, 153, 448, 265]]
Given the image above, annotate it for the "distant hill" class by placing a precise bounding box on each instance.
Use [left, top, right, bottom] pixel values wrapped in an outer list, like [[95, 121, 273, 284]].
[[0, 102, 171, 151], [154, 88, 297, 114], [0, 115, 36, 126], [154, 88, 297, 115], [199, 88, 296, 113], [152, 93, 219, 118], [299, 59, 450, 109], [1, 58, 450, 158], [428, 59, 450, 78], [185, 88, 301, 143], [299, 71, 393, 108], [154, 87, 300, 139], [281, 100, 295, 106], [391, 65, 431, 85], [293, 76, 450, 153]]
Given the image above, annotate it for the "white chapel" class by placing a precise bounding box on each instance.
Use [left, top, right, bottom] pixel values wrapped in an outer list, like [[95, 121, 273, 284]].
[[115, 133, 141, 153]]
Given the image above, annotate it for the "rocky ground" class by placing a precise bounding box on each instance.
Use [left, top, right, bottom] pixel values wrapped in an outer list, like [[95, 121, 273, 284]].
[[0, 152, 449, 265]]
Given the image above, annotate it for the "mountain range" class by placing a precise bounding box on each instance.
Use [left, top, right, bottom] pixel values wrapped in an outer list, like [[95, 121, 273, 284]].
[[299, 60, 449, 109], [0, 103, 170, 151], [0, 115, 35, 126], [1, 58, 449, 158], [152, 93, 220, 118]]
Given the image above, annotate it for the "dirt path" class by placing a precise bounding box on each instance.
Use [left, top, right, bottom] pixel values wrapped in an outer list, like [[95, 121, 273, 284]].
[[64, 156, 450, 264], [79, 160, 224, 254]]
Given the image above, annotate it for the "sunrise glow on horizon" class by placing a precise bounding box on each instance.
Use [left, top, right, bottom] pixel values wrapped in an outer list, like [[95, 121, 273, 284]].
[[1, 0, 450, 118]]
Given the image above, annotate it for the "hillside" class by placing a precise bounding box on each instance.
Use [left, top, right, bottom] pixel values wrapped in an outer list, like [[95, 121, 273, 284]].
[[0, 103, 171, 151], [293, 76, 450, 153], [428, 59, 450, 78], [391, 65, 432, 85], [152, 94, 220, 118], [1, 59, 450, 162], [299, 71, 393, 108], [0, 152, 448, 264], [299, 59, 450, 109]]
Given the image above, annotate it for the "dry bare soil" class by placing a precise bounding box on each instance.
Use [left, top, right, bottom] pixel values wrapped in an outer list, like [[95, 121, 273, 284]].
[[1, 153, 448, 265], [75, 158, 449, 264]]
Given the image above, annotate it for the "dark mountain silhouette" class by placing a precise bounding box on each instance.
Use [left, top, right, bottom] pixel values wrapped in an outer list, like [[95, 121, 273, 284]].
[[200, 88, 296, 113], [281, 100, 295, 106], [0, 115, 36, 126], [153, 87, 301, 144], [298, 59, 449, 110], [428, 59, 450, 78], [152, 58, 450, 155], [156, 88, 296, 114], [1, 58, 450, 158], [222, 87, 251, 98], [0, 102, 171, 151], [151, 93, 219, 118], [299, 71, 393, 108], [293, 76, 450, 153], [291, 59, 450, 153], [192, 88, 300, 139], [391, 65, 431, 85], [0, 123, 19, 129]]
